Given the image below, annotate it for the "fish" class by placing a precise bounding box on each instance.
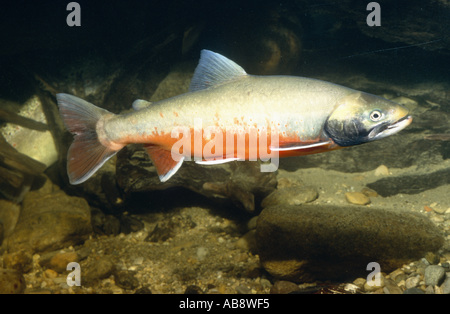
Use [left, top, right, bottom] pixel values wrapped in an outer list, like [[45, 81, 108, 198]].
[[56, 49, 412, 184]]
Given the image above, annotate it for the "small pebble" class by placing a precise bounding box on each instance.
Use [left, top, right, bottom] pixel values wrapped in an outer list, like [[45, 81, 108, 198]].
[[374, 165, 389, 176], [424, 265, 445, 286], [196, 247, 208, 261], [405, 276, 420, 289], [50, 252, 79, 273], [424, 252, 440, 265], [352, 277, 366, 289], [345, 192, 370, 205], [235, 285, 251, 294], [236, 230, 257, 252], [383, 278, 402, 294], [270, 281, 300, 294], [114, 270, 139, 290], [403, 287, 425, 294], [364, 275, 385, 292], [361, 187, 378, 197]]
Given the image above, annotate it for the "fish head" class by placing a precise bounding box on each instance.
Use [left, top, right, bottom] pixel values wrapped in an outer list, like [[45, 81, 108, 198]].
[[324, 92, 412, 147]]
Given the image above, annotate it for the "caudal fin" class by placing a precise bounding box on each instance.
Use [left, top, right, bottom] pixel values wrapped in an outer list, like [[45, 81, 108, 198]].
[[56, 93, 118, 184]]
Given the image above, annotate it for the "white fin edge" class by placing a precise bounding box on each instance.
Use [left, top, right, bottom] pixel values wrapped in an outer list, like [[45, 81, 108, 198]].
[[159, 157, 185, 182], [195, 157, 241, 165]]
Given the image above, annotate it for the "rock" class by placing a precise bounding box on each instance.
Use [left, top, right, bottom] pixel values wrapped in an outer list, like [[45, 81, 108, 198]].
[[270, 281, 300, 294], [405, 276, 420, 289], [83, 257, 115, 286], [2, 250, 33, 273], [134, 287, 152, 294], [374, 165, 390, 177], [4, 179, 92, 254], [367, 167, 450, 197], [261, 186, 318, 208], [403, 287, 425, 294], [184, 285, 203, 294], [116, 145, 277, 213], [49, 252, 79, 273], [361, 187, 378, 198], [196, 247, 208, 261], [256, 205, 444, 282], [0, 199, 20, 239], [1, 95, 58, 168], [0, 269, 26, 294], [424, 265, 445, 286], [235, 285, 251, 294], [345, 192, 371, 205], [383, 278, 402, 294], [441, 277, 450, 294], [236, 230, 257, 252], [364, 274, 385, 292], [353, 277, 366, 289], [113, 270, 139, 290], [0, 139, 47, 203], [424, 252, 440, 265]]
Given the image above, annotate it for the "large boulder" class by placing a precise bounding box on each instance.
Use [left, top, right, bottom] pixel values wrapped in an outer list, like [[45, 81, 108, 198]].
[[256, 205, 444, 282]]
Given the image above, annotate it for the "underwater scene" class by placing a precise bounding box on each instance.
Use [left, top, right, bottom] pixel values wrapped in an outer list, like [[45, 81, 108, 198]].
[[0, 0, 449, 296]]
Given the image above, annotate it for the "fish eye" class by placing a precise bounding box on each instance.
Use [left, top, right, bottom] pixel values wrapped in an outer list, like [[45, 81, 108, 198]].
[[370, 110, 383, 122]]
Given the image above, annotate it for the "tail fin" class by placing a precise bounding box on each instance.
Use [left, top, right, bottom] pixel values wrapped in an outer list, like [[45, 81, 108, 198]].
[[56, 93, 118, 184]]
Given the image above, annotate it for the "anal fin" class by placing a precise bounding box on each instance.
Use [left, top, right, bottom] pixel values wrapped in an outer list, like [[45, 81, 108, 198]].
[[144, 145, 184, 182]]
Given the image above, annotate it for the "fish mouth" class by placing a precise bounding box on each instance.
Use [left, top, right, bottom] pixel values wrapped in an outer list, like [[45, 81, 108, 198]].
[[387, 115, 413, 131], [370, 115, 413, 140]]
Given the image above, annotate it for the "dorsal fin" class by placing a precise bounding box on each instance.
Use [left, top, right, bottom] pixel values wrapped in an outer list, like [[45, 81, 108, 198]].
[[189, 50, 248, 92], [132, 99, 152, 111]]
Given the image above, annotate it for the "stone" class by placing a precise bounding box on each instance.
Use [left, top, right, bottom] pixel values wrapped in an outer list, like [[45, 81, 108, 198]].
[[364, 275, 385, 292], [374, 165, 390, 177], [256, 205, 444, 282], [0, 269, 26, 294], [261, 186, 318, 208], [383, 278, 402, 294], [236, 230, 257, 252], [424, 265, 445, 286], [83, 257, 115, 286], [49, 252, 79, 273], [270, 280, 300, 294], [424, 252, 440, 265], [403, 287, 425, 294], [113, 270, 139, 290], [1, 95, 58, 168], [405, 276, 420, 289], [441, 277, 450, 294], [2, 250, 33, 273], [345, 192, 371, 205], [0, 199, 20, 239], [4, 179, 92, 254], [184, 285, 203, 294], [0, 139, 47, 203]]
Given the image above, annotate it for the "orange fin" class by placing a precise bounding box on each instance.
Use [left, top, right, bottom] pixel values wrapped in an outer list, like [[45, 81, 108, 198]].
[[144, 145, 184, 182], [56, 93, 118, 184]]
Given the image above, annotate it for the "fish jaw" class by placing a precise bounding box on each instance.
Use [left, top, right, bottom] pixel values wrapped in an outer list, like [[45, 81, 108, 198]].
[[369, 114, 412, 141]]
